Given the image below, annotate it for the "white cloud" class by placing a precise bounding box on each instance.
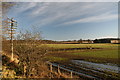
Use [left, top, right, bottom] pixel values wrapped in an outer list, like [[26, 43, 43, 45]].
[[98, 36, 118, 39], [29, 2, 117, 26], [11, 2, 38, 14], [30, 2, 50, 16], [63, 13, 118, 25], [8, 2, 118, 27], [34, 12, 66, 27]]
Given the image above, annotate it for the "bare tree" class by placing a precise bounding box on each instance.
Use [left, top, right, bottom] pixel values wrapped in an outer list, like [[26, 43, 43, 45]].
[[14, 30, 49, 78], [78, 39, 82, 44]]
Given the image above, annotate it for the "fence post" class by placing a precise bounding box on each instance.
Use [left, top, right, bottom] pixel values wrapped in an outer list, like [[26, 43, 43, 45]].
[[24, 64, 27, 78], [70, 71, 73, 78], [58, 65, 61, 75], [50, 64, 52, 72], [49, 64, 53, 78]]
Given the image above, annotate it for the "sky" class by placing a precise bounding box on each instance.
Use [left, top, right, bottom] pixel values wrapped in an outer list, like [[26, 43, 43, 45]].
[[6, 2, 118, 41]]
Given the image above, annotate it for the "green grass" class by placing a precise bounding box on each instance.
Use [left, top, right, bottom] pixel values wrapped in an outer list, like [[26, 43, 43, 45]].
[[45, 43, 118, 49], [70, 49, 118, 59], [44, 43, 119, 64], [44, 56, 68, 62]]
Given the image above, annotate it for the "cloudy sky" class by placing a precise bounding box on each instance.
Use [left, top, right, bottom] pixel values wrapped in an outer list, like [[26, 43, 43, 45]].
[[7, 2, 118, 41]]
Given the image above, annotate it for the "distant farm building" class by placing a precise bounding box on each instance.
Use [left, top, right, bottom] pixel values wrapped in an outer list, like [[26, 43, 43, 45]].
[[79, 40, 94, 44], [111, 40, 120, 44], [61, 40, 93, 44], [61, 41, 78, 44]]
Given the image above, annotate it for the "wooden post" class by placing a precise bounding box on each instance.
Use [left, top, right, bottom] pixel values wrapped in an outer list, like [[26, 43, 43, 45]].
[[10, 18, 14, 61], [58, 65, 61, 75], [50, 64, 53, 78], [24, 64, 27, 77], [50, 64, 52, 72], [70, 71, 73, 78], [7, 18, 17, 61]]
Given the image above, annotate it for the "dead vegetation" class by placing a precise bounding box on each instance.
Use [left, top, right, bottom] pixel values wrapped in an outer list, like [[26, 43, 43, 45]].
[[2, 29, 76, 79]]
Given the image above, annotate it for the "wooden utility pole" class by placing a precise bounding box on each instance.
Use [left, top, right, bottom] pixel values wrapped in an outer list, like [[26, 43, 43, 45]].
[[7, 18, 17, 61]]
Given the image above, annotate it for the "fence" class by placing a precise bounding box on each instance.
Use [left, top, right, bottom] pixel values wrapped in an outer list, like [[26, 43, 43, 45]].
[[46, 61, 97, 79]]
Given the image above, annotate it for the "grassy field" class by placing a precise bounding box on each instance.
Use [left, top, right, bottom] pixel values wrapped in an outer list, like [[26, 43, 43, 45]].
[[43, 43, 119, 64], [45, 43, 118, 49]]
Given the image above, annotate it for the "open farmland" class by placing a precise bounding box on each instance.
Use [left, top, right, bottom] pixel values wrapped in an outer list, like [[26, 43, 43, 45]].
[[45, 43, 118, 49], [43, 43, 119, 79], [44, 43, 119, 64]]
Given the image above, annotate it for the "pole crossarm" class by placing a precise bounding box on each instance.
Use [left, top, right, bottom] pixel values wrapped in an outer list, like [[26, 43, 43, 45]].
[[3, 17, 17, 61]]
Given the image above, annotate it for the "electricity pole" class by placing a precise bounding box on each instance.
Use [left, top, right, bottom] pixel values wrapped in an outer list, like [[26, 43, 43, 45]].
[[7, 18, 17, 61]]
